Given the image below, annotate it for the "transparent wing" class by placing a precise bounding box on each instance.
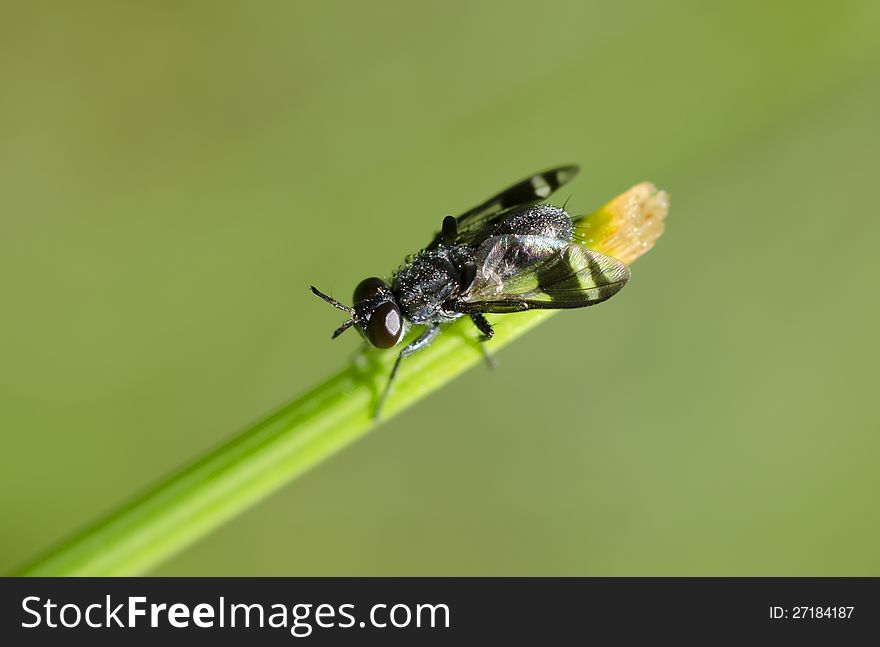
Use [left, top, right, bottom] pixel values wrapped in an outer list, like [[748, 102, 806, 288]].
[[429, 165, 579, 248], [454, 235, 630, 313]]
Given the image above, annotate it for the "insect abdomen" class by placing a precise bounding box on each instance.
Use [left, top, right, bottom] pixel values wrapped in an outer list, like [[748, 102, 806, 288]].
[[489, 204, 573, 241]]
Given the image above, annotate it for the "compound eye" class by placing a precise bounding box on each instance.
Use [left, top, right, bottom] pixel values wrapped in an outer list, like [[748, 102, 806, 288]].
[[367, 302, 403, 349], [353, 277, 387, 304]]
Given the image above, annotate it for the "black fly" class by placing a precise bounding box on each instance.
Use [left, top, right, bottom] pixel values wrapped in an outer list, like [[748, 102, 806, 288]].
[[311, 165, 631, 418]]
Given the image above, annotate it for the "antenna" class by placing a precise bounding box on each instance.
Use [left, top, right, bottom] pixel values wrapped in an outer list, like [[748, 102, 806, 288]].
[[310, 286, 356, 339], [331, 319, 355, 338], [309, 286, 353, 314]]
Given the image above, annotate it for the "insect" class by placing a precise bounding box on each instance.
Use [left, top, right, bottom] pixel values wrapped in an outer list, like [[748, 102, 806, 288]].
[[311, 165, 631, 418]]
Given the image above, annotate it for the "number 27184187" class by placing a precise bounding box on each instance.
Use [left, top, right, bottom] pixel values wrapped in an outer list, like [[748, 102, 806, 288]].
[[770, 606, 854, 619]]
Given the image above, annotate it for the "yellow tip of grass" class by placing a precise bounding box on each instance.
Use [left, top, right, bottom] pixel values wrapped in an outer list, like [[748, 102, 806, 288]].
[[574, 182, 669, 266]]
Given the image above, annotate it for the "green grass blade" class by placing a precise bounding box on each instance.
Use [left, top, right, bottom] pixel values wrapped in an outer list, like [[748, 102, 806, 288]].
[[17, 311, 552, 576], [16, 185, 666, 576]]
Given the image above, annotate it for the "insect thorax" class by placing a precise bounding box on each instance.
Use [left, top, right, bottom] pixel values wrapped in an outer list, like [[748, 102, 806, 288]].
[[391, 246, 474, 324]]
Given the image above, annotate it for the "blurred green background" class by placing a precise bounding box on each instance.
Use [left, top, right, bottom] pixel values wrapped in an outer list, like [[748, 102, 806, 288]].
[[2, 0, 879, 575]]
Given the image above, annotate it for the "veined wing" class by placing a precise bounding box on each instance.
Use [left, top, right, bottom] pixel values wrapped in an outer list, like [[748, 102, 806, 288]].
[[453, 235, 629, 313], [429, 165, 579, 248]]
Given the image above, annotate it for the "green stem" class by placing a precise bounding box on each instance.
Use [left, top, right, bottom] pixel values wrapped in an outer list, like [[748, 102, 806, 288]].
[[17, 184, 665, 576], [17, 310, 553, 576]]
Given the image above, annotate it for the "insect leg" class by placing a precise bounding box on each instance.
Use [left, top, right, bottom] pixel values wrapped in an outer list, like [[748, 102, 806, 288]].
[[375, 324, 441, 419], [469, 313, 496, 370], [470, 313, 494, 339], [441, 215, 458, 245]]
